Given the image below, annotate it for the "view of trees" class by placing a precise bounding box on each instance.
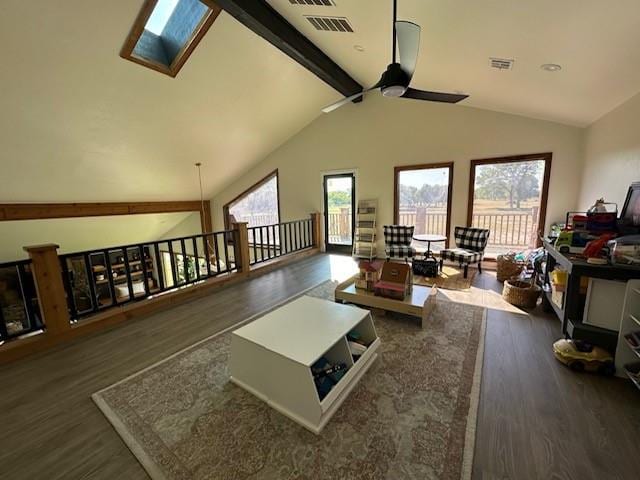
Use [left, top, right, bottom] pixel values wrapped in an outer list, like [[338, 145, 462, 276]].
[[475, 161, 543, 209], [327, 190, 351, 209], [399, 183, 448, 208]]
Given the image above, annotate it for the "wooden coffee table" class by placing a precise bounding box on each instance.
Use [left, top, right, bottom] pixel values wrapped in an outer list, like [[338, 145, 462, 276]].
[[334, 276, 437, 329]]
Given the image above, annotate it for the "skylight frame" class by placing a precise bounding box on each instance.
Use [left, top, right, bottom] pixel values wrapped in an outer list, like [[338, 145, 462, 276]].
[[120, 0, 221, 78]]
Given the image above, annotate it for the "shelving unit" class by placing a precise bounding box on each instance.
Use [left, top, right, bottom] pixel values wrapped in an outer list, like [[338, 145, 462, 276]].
[[615, 279, 640, 388], [352, 199, 378, 260], [541, 240, 640, 353], [65, 247, 162, 315], [89, 248, 158, 303], [230, 296, 380, 434]]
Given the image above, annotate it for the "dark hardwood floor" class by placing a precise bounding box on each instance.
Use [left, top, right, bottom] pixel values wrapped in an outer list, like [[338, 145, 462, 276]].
[[0, 254, 638, 480]]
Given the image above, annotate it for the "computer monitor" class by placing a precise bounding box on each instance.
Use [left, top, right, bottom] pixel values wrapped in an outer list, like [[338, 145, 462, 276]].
[[620, 182, 640, 228]]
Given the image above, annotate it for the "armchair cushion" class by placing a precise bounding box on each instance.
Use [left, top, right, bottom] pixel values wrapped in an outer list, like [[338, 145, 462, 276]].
[[440, 248, 482, 265], [440, 227, 490, 266]]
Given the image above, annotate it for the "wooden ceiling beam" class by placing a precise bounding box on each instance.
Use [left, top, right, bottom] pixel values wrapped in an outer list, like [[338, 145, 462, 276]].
[[204, 0, 363, 101], [0, 201, 206, 221]]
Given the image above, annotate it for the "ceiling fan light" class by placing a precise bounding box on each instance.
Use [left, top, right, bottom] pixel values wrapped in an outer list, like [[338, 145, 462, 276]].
[[382, 85, 407, 97]]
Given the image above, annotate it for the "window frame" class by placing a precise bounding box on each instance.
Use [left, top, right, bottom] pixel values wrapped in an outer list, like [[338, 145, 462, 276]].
[[223, 169, 281, 230], [393, 162, 454, 248], [120, 0, 221, 78], [466, 152, 553, 252]]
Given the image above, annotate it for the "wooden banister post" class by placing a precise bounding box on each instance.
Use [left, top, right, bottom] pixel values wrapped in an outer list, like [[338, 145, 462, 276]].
[[23, 244, 71, 336], [310, 212, 322, 248], [234, 222, 251, 275]]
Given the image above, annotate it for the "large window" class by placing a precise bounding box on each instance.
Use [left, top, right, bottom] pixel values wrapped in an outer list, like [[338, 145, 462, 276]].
[[468, 153, 552, 258], [224, 170, 280, 230], [394, 163, 453, 250], [121, 0, 221, 77]]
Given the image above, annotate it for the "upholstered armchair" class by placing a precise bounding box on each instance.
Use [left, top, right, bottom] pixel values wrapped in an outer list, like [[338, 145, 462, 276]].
[[383, 225, 417, 262], [439, 227, 490, 278]]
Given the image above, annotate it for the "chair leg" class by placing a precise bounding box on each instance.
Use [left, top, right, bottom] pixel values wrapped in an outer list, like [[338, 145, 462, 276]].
[[478, 261, 483, 274], [464, 264, 469, 278], [439, 259, 443, 271]]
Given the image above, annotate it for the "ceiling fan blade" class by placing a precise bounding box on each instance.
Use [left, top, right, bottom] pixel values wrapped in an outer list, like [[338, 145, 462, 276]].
[[321, 86, 379, 113], [401, 87, 469, 104], [396, 21, 420, 81]]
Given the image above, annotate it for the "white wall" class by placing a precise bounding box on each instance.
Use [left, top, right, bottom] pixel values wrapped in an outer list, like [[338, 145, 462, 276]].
[[159, 212, 202, 240], [213, 95, 584, 248], [0, 212, 193, 262], [578, 91, 640, 210]]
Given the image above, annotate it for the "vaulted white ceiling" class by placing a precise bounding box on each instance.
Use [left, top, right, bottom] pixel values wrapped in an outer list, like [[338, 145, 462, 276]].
[[2, 0, 640, 207], [0, 0, 336, 203], [269, 0, 640, 127]]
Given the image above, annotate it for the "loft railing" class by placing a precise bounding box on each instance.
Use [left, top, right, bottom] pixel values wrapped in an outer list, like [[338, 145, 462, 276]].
[[0, 260, 43, 341], [0, 212, 320, 363], [59, 230, 239, 321], [247, 218, 314, 265]]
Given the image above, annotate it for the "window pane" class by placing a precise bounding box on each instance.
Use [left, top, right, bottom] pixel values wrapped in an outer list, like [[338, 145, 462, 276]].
[[397, 167, 450, 251], [471, 159, 547, 257], [228, 175, 279, 228]]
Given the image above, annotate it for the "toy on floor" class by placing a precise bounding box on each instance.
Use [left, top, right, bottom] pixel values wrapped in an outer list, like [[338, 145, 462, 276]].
[[552, 339, 615, 375], [311, 357, 349, 399]]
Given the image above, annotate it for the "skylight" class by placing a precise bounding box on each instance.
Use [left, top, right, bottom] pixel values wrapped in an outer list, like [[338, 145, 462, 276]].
[[121, 0, 221, 77], [145, 0, 179, 35]]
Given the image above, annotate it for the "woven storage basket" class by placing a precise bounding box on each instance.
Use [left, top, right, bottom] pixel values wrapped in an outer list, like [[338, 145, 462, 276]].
[[502, 279, 541, 309], [496, 254, 525, 282]]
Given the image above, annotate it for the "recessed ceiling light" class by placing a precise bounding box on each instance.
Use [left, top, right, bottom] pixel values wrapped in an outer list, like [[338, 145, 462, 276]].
[[353, 44, 365, 52], [541, 63, 562, 72]]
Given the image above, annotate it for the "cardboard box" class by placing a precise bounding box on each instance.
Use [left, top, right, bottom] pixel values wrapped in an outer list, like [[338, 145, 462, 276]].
[[374, 262, 411, 300]]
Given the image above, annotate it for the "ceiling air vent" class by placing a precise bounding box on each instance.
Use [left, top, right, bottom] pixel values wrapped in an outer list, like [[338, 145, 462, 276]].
[[305, 15, 354, 32], [489, 58, 514, 70], [290, 0, 336, 5]]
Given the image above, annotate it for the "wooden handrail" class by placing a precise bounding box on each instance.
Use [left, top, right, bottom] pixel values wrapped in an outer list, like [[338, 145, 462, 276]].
[[1, 213, 322, 364]]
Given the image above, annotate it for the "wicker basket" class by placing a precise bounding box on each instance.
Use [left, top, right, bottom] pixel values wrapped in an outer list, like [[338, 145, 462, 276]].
[[496, 254, 525, 282], [502, 279, 541, 309]]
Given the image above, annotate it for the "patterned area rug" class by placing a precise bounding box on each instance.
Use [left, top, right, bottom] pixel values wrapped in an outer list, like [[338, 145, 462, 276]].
[[93, 281, 486, 480], [414, 265, 477, 291]]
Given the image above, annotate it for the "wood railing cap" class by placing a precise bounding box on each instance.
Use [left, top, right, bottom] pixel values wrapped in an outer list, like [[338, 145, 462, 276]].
[[23, 243, 60, 253]]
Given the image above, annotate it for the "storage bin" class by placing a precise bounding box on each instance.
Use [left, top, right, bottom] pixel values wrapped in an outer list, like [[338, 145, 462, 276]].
[[496, 254, 525, 282], [502, 280, 541, 309]]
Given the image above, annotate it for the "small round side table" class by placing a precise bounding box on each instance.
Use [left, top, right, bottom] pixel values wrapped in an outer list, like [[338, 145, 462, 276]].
[[412, 234, 447, 260]]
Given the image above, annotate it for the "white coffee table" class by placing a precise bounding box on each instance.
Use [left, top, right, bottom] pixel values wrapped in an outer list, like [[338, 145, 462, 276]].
[[230, 296, 380, 434]]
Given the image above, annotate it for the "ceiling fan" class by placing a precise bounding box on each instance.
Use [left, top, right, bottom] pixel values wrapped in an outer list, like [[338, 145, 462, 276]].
[[322, 0, 469, 113]]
